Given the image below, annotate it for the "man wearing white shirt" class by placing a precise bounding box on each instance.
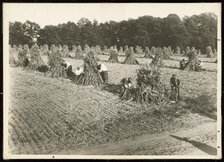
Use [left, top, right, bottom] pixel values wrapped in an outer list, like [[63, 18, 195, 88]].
[[97, 63, 108, 84], [61, 60, 71, 69], [61, 60, 75, 78], [98, 63, 107, 72], [75, 66, 84, 75], [75, 66, 84, 80]]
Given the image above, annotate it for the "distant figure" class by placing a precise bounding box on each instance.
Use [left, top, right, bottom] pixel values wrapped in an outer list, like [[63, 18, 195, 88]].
[[196, 60, 205, 71], [120, 77, 133, 99], [66, 65, 75, 78], [179, 59, 186, 70], [61, 60, 71, 69], [26, 53, 31, 62], [198, 60, 203, 67], [170, 74, 181, 102], [61, 60, 74, 78], [75, 66, 84, 80], [97, 63, 108, 84], [125, 77, 133, 89]]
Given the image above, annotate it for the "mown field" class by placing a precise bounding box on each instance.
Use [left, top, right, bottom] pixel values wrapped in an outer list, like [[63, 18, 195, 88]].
[[42, 55, 217, 99], [8, 55, 218, 155]]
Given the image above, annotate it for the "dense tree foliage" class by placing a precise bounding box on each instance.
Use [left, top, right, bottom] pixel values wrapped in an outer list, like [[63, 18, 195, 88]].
[[161, 14, 189, 49], [38, 25, 62, 46], [9, 22, 31, 46], [9, 13, 217, 54], [183, 13, 217, 53]]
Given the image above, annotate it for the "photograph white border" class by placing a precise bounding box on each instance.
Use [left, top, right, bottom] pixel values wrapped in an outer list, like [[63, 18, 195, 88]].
[[3, 3, 222, 159]]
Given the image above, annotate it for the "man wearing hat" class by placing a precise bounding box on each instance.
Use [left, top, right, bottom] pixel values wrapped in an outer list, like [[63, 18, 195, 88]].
[[170, 74, 181, 102]]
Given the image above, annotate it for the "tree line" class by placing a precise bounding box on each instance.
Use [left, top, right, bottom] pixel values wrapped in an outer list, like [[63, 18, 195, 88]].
[[9, 12, 217, 54]]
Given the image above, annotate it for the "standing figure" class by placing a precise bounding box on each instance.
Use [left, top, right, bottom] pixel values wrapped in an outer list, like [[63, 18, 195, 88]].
[[75, 66, 84, 81], [170, 74, 181, 102], [97, 63, 108, 84], [61, 60, 75, 78], [120, 77, 133, 99]]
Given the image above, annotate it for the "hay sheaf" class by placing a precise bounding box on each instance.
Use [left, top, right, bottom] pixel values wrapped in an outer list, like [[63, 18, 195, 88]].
[[123, 49, 139, 65], [150, 52, 164, 68], [144, 47, 154, 59], [121, 65, 166, 105], [183, 50, 203, 71], [26, 44, 45, 70], [108, 50, 119, 63], [45, 49, 67, 78], [14, 49, 29, 67], [76, 51, 103, 87]]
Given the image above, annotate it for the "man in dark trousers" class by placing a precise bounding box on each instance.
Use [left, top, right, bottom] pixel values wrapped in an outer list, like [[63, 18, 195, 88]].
[[120, 77, 133, 99], [170, 74, 181, 102], [97, 63, 108, 84]]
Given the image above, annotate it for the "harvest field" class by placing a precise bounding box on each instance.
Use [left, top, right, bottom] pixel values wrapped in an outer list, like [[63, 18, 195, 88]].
[[7, 55, 218, 155]]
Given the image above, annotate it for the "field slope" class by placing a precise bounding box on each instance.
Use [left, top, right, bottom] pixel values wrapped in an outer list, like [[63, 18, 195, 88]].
[[8, 67, 217, 155]]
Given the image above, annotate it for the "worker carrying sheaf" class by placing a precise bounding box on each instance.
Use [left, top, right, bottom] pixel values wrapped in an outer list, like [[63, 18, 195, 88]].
[[97, 63, 108, 84], [170, 74, 181, 102]]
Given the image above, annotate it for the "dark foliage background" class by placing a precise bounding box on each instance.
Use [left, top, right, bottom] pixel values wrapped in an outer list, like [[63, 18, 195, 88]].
[[9, 12, 217, 53]]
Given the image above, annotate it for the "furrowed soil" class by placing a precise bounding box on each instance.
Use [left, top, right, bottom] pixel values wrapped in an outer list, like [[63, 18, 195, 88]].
[[7, 55, 218, 155]]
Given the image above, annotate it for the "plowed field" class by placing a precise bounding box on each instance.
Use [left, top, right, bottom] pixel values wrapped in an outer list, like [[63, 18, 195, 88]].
[[7, 55, 218, 155]]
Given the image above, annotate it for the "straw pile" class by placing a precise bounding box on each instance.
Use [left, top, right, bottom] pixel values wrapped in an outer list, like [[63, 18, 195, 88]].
[[76, 51, 103, 86], [108, 49, 119, 63], [123, 49, 139, 65], [144, 47, 153, 59], [26, 44, 45, 70], [45, 48, 67, 78], [121, 65, 166, 104]]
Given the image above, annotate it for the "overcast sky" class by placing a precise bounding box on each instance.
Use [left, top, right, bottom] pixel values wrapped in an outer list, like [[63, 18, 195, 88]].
[[4, 3, 221, 28]]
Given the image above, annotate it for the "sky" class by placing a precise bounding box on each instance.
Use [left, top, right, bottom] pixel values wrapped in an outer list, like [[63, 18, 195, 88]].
[[4, 3, 221, 28]]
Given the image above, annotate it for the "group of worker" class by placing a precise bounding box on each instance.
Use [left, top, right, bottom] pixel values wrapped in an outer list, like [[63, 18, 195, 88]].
[[179, 58, 203, 70], [62, 60, 181, 103], [121, 74, 181, 102], [61, 60, 109, 83]]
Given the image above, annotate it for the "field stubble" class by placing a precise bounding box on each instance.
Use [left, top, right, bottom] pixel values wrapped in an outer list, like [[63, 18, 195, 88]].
[[8, 55, 217, 154]]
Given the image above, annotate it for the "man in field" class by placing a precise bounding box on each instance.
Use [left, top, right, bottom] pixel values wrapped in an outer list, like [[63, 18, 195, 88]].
[[97, 63, 108, 84], [66, 65, 75, 78], [61, 60, 75, 78], [120, 77, 133, 99], [179, 59, 186, 70], [170, 74, 181, 102], [75, 66, 84, 80], [61, 60, 71, 69], [196, 60, 205, 71]]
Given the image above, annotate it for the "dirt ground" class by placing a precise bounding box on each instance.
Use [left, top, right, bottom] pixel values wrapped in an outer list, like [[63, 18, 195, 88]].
[[58, 122, 217, 156], [7, 55, 218, 156]]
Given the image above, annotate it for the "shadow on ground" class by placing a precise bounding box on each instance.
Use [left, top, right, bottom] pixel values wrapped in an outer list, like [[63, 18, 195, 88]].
[[170, 135, 217, 155]]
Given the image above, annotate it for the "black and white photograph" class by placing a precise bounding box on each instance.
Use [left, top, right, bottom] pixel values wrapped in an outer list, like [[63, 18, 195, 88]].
[[3, 3, 222, 159]]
